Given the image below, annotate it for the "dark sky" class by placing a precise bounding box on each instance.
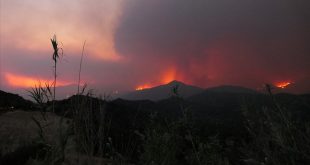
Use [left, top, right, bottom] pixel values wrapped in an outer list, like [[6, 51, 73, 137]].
[[1, 0, 310, 97]]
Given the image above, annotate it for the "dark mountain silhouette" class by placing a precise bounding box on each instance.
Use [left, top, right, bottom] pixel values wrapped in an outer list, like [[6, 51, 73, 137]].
[[119, 80, 203, 101], [0, 90, 34, 111], [204, 85, 260, 94], [188, 85, 261, 106]]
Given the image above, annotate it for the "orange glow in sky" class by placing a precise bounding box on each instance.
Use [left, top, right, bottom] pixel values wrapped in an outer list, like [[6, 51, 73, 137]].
[[161, 67, 177, 84], [5, 73, 71, 88], [1, 0, 124, 61], [275, 81, 291, 89]]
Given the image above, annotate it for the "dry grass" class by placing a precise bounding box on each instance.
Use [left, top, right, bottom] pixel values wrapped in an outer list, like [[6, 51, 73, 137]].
[[0, 110, 71, 155]]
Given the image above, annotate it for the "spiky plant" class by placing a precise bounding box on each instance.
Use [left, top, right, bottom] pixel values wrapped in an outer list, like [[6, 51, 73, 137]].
[[27, 82, 53, 119], [77, 40, 86, 95], [50, 35, 61, 113]]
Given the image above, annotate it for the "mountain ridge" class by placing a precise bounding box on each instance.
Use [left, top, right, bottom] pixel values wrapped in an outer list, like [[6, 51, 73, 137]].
[[118, 80, 264, 101], [119, 80, 203, 101]]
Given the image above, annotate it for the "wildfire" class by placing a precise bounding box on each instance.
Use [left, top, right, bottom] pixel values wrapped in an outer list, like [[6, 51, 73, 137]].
[[135, 84, 152, 91], [5, 73, 71, 88], [275, 81, 291, 89], [135, 67, 183, 91]]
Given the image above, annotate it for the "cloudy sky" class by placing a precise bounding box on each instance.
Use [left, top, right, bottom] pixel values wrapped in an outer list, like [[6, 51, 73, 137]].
[[1, 0, 310, 97]]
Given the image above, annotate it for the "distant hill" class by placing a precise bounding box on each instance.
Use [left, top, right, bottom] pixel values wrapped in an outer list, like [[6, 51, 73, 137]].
[[188, 85, 262, 106], [204, 85, 260, 94], [119, 80, 204, 101], [0, 90, 34, 110]]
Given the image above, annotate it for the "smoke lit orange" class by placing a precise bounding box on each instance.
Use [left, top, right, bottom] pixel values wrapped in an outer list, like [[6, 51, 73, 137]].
[[161, 67, 177, 84], [275, 81, 291, 89], [5, 73, 71, 88]]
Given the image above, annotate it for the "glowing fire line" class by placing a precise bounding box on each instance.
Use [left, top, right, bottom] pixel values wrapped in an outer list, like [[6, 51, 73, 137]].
[[275, 81, 291, 89], [135, 84, 152, 91]]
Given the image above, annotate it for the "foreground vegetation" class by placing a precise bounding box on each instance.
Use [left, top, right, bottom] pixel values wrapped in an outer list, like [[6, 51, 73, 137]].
[[1, 86, 309, 165]]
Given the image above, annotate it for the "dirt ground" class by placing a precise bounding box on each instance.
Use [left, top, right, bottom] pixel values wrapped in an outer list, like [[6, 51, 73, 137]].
[[0, 110, 71, 155]]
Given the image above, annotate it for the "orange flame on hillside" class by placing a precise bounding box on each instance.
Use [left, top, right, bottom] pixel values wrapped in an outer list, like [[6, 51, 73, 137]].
[[135, 67, 181, 91], [135, 84, 152, 91], [5, 73, 71, 88], [275, 81, 291, 89]]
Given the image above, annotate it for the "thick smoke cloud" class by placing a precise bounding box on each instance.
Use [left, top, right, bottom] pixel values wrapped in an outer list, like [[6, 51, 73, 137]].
[[1, 0, 310, 97], [115, 0, 310, 91]]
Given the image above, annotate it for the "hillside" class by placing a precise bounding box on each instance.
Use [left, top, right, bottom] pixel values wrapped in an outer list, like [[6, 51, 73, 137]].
[[1, 89, 310, 164], [0, 90, 33, 110], [119, 80, 203, 101]]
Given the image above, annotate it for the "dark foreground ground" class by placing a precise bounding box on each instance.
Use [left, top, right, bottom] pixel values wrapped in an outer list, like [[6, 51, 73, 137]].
[[1, 90, 310, 165]]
